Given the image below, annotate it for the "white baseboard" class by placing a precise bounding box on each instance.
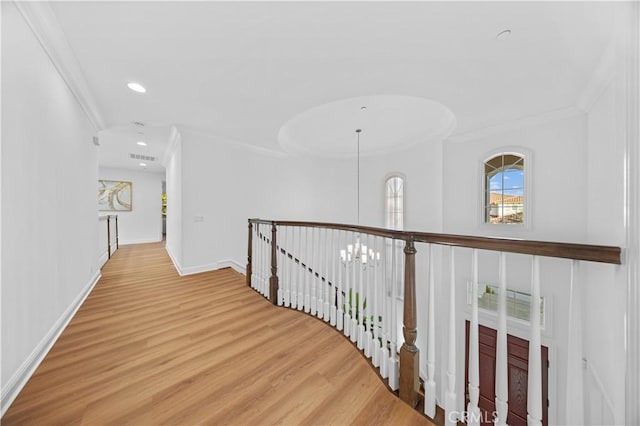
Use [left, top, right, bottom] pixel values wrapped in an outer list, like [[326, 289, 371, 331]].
[[118, 237, 163, 245], [167, 256, 246, 277], [217, 259, 246, 275], [165, 245, 183, 275], [179, 262, 219, 276], [1, 270, 101, 417]]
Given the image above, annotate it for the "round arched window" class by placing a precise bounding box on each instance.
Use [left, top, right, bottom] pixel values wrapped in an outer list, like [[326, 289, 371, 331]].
[[385, 175, 404, 230], [484, 154, 524, 224]]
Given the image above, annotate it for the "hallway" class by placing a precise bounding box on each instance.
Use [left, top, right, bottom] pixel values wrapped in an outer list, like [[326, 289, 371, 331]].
[[3, 243, 431, 425]]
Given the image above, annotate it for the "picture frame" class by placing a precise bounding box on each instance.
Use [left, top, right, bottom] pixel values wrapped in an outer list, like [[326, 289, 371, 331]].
[[98, 180, 132, 211]]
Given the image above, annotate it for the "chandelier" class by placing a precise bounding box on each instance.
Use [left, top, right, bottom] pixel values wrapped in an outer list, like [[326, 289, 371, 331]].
[[339, 126, 380, 268]]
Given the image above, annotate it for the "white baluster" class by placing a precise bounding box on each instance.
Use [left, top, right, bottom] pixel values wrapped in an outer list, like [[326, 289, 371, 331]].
[[285, 226, 296, 309], [330, 229, 337, 325], [286, 226, 292, 307], [357, 235, 366, 350], [467, 249, 481, 426], [315, 228, 322, 318], [318, 228, 331, 322], [425, 244, 437, 417], [337, 230, 344, 331], [351, 234, 358, 341], [257, 224, 262, 293], [277, 226, 284, 306], [310, 227, 317, 315], [254, 225, 259, 291], [566, 260, 584, 424], [343, 231, 351, 338], [283, 226, 288, 305], [260, 225, 265, 294], [317, 227, 325, 319], [259, 224, 264, 295], [363, 235, 372, 355], [251, 223, 258, 290], [297, 227, 303, 311], [317, 227, 323, 318], [388, 239, 399, 391], [260, 225, 265, 296], [304, 227, 311, 313], [528, 256, 543, 426], [324, 228, 331, 321], [372, 236, 381, 367], [379, 237, 390, 379], [445, 246, 457, 426], [264, 225, 270, 300], [495, 252, 509, 426], [256, 225, 261, 291]]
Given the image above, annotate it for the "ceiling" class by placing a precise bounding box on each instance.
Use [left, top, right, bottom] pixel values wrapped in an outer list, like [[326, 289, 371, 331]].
[[47, 1, 618, 168]]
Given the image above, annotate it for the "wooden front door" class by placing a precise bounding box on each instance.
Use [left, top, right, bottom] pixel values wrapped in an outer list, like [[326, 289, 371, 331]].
[[465, 321, 549, 426]]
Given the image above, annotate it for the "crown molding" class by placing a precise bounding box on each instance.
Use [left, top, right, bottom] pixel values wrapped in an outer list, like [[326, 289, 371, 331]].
[[14, 1, 106, 131], [447, 106, 584, 144]]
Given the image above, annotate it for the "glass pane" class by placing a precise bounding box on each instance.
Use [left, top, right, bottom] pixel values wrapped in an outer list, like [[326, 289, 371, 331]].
[[489, 172, 503, 191], [385, 176, 404, 230], [476, 284, 544, 326], [484, 154, 525, 225], [503, 168, 524, 190]]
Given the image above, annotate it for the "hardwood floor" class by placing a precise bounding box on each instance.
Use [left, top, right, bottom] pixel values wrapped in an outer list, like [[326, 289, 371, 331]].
[[3, 242, 432, 425]]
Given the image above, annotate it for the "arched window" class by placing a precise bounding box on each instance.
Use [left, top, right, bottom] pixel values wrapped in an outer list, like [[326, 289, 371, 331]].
[[385, 175, 404, 230], [484, 153, 525, 224]]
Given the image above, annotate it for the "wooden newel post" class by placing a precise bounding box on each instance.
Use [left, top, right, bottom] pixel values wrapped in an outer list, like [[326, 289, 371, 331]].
[[246, 221, 253, 287], [399, 238, 419, 407], [269, 222, 279, 305]]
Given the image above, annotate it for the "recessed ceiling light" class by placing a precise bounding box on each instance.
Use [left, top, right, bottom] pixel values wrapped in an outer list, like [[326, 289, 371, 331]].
[[137, 141, 147, 146], [139, 162, 147, 167], [127, 82, 146, 93], [496, 29, 512, 40]]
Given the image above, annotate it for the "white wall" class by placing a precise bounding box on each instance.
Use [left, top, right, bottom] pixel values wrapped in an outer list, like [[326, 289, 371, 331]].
[[174, 128, 444, 275], [165, 133, 183, 269], [443, 113, 589, 242], [440, 113, 591, 425], [99, 167, 164, 245], [177, 130, 354, 274], [583, 47, 628, 424], [1, 2, 99, 413]]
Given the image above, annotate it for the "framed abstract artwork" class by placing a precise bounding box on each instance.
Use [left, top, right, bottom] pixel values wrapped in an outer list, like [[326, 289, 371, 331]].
[[98, 180, 132, 211]]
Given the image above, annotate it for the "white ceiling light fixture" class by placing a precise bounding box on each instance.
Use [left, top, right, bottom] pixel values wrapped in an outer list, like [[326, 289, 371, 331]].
[[127, 82, 147, 93], [339, 126, 380, 268], [139, 162, 147, 167], [136, 141, 147, 146]]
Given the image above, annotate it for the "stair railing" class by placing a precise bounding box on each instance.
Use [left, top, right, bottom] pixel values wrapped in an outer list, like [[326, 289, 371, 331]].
[[246, 218, 621, 423]]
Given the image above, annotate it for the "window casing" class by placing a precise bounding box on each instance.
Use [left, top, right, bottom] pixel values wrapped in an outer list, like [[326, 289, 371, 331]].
[[385, 175, 405, 298], [385, 175, 404, 230], [484, 153, 525, 225]]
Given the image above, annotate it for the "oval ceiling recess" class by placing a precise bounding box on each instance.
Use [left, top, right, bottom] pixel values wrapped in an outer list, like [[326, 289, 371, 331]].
[[278, 95, 456, 158]]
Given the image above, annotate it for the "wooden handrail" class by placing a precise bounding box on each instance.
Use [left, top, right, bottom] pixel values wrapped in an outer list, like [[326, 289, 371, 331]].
[[249, 219, 622, 265], [245, 217, 623, 412]]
